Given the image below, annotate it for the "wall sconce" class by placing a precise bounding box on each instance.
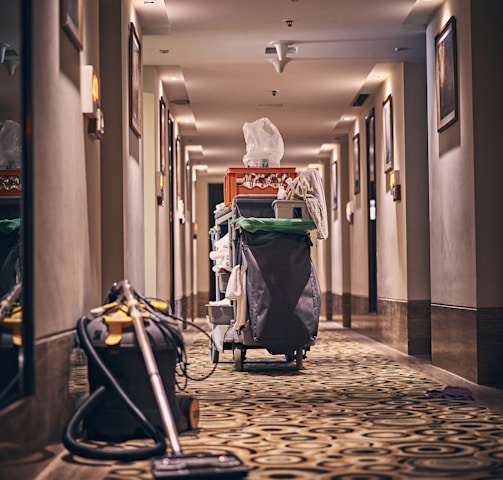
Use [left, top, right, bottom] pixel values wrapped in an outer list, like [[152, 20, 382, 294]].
[[156, 171, 165, 206], [389, 170, 401, 202], [81, 66, 104, 139], [88, 107, 104, 140], [81, 66, 100, 116], [346, 201, 354, 224], [177, 196, 186, 224]]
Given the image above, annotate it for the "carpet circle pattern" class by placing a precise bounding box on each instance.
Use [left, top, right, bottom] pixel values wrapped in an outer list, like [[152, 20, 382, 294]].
[[98, 322, 503, 479]]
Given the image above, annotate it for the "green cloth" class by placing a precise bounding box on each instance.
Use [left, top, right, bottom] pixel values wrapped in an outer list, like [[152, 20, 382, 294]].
[[0, 218, 21, 235], [233, 216, 316, 235]]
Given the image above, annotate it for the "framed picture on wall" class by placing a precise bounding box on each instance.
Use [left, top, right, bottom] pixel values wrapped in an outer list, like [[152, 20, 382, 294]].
[[332, 161, 338, 210], [353, 133, 360, 194], [159, 97, 166, 175], [383, 94, 393, 173], [168, 109, 174, 197], [129, 22, 142, 138], [176, 135, 183, 199], [435, 16, 458, 132], [61, 0, 83, 50], [366, 108, 376, 184]]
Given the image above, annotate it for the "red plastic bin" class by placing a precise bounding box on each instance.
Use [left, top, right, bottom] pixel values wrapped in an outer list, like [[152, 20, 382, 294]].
[[224, 167, 297, 205]]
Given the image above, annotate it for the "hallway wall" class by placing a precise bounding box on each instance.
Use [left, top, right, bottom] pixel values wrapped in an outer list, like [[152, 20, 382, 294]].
[[427, 0, 503, 385], [100, 0, 145, 295], [332, 60, 430, 354], [12, 0, 106, 448], [329, 140, 351, 324]]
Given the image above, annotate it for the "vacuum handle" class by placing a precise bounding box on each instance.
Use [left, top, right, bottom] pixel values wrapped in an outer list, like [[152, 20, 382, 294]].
[[0, 281, 22, 320], [122, 279, 183, 456]]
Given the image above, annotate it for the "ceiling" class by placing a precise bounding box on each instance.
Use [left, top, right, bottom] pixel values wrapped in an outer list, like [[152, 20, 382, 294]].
[[139, 0, 440, 173]]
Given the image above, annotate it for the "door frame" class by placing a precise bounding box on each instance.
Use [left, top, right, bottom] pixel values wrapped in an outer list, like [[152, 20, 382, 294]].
[[366, 109, 377, 312]]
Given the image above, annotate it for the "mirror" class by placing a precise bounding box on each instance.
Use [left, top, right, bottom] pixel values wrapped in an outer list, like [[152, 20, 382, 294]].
[[0, 0, 31, 409]]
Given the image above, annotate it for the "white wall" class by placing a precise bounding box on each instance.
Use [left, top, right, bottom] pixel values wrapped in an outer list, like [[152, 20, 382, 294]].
[[143, 66, 157, 297], [375, 67, 408, 301], [348, 116, 371, 299], [330, 141, 350, 296], [427, 0, 477, 307], [329, 60, 429, 306], [33, 0, 101, 338]]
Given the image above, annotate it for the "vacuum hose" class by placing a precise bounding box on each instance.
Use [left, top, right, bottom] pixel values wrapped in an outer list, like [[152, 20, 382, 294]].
[[62, 316, 167, 461]]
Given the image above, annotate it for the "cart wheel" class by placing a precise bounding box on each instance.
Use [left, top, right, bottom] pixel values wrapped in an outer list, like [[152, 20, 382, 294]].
[[209, 341, 219, 363], [285, 352, 294, 362], [295, 349, 304, 369], [234, 346, 245, 371], [177, 395, 200, 430]]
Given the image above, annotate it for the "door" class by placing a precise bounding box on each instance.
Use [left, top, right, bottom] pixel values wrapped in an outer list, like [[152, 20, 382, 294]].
[[366, 109, 377, 312]]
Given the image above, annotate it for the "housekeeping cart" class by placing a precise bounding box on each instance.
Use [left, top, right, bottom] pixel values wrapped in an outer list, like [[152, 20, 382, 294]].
[[208, 194, 321, 371]]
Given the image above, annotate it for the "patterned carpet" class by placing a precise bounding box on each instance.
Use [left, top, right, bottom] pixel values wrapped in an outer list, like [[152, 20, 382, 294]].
[[69, 320, 503, 479]]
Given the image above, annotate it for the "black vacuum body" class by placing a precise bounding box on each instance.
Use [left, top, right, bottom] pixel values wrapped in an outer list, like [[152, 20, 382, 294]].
[[83, 317, 190, 441], [0, 327, 19, 399]]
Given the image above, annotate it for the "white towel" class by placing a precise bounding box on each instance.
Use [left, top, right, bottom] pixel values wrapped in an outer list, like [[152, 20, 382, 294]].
[[287, 168, 328, 240], [225, 265, 242, 299], [225, 264, 247, 331]]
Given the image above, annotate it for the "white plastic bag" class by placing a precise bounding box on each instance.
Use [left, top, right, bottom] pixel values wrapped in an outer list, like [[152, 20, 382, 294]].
[[242, 117, 284, 167], [0, 120, 22, 169]]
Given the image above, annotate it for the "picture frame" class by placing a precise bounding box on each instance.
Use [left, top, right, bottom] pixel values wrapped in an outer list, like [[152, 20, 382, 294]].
[[168, 109, 175, 199], [383, 94, 393, 173], [61, 0, 83, 50], [332, 161, 338, 210], [353, 133, 360, 194], [435, 16, 458, 132], [366, 109, 376, 184], [176, 135, 183, 199], [159, 97, 166, 175], [129, 22, 142, 138]]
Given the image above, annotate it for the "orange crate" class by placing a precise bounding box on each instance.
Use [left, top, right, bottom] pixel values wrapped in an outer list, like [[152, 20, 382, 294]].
[[0, 169, 22, 197], [224, 167, 297, 205]]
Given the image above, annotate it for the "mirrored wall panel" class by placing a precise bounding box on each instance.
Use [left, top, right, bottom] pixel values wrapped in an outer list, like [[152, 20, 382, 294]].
[[0, 0, 25, 409]]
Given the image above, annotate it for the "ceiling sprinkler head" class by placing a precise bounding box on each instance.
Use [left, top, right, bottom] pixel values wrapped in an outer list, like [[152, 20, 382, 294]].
[[269, 57, 291, 74], [0, 43, 9, 63], [270, 40, 292, 61], [284, 19, 294, 27]]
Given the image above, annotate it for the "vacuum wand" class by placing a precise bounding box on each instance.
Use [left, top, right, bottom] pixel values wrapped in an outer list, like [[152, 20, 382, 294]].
[[122, 279, 183, 456]]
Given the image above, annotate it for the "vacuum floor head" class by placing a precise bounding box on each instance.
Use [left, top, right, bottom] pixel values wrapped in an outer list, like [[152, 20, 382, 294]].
[[151, 452, 248, 479]]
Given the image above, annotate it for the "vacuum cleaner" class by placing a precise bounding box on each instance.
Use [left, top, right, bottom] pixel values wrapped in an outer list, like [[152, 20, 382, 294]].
[[0, 282, 23, 405], [63, 280, 248, 478]]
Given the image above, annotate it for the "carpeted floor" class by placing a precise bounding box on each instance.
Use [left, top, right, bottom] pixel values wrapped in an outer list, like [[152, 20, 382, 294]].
[[35, 320, 503, 478]]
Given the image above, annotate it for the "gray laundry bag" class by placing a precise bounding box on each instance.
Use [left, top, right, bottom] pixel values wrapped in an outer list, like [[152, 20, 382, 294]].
[[240, 228, 320, 354]]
